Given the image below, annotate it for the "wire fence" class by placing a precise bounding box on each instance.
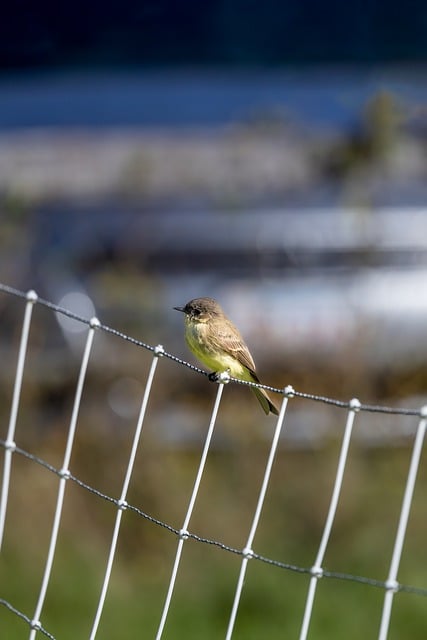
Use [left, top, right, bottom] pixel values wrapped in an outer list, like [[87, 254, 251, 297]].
[[0, 282, 426, 639]]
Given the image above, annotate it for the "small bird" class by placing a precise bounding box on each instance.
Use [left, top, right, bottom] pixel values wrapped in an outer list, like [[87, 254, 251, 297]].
[[174, 297, 279, 415]]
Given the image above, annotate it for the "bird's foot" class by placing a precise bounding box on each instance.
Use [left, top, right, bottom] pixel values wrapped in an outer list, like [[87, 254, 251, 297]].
[[208, 369, 231, 383]]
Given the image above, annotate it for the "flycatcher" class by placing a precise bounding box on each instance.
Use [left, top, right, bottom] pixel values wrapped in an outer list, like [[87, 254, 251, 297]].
[[174, 297, 279, 415]]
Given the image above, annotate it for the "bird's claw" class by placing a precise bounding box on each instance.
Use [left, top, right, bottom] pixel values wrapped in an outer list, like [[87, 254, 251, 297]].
[[208, 371, 221, 382]]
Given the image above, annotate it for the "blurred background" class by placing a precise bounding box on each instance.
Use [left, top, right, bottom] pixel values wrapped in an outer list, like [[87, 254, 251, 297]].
[[1, 1, 427, 638]]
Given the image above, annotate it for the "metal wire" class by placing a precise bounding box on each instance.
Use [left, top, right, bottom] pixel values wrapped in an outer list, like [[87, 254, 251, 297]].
[[0, 282, 423, 417], [2, 437, 427, 601], [1, 282, 427, 640]]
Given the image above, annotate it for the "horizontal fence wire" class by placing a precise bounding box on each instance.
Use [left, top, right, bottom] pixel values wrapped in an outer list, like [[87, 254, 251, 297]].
[[1, 282, 427, 640], [0, 598, 56, 640], [0, 282, 422, 417], [2, 437, 427, 601]]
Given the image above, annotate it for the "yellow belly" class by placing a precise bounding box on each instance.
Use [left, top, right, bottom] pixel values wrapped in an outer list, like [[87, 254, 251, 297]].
[[185, 321, 247, 378]]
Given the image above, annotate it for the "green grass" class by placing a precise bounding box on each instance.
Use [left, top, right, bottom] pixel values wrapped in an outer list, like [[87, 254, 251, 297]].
[[2, 541, 426, 639], [1, 444, 427, 639]]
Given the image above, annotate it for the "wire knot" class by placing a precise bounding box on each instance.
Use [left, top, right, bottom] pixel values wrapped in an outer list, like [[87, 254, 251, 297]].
[[179, 528, 190, 540], [26, 289, 38, 304], [310, 565, 323, 579], [5, 440, 16, 452], [349, 398, 361, 412], [385, 579, 399, 593], [208, 370, 230, 384]]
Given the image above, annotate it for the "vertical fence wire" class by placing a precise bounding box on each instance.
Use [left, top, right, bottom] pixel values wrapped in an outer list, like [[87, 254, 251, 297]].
[[155, 377, 227, 640], [89, 345, 164, 640], [299, 398, 360, 640], [377, 406, 427, 640], [224, 387, 291, 640], [29, 318, 99, 640], [2, 285, 427, 640], [0, 290, 37, 551]]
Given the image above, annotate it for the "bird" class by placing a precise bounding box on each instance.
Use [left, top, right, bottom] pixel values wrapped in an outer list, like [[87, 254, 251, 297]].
[[174, 297, 279, 415]]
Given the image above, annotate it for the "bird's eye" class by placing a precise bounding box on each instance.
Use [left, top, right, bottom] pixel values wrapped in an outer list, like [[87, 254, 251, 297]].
[[193, 308, 201, 317]]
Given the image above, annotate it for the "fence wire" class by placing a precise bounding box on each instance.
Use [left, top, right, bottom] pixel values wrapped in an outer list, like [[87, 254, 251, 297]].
[[0, 282, 426, 640]]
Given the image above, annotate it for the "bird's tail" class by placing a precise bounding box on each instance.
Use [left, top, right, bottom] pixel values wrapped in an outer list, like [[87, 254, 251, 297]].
[[252, 386, 279, 416]]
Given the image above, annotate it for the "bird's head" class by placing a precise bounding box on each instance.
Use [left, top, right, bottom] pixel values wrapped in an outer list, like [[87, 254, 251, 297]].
[[174, 297, 223, 323]]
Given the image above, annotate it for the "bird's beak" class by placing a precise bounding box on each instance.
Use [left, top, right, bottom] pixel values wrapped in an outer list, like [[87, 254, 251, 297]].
[[174, 306, 185, 312]]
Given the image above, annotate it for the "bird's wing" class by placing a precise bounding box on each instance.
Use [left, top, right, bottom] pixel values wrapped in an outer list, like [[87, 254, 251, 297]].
[[215, 321, 258, 378]]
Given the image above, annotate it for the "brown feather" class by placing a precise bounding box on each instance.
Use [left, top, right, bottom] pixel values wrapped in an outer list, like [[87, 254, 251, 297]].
[[175, 297, 280, 415], [212, 319, 257, 374]]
